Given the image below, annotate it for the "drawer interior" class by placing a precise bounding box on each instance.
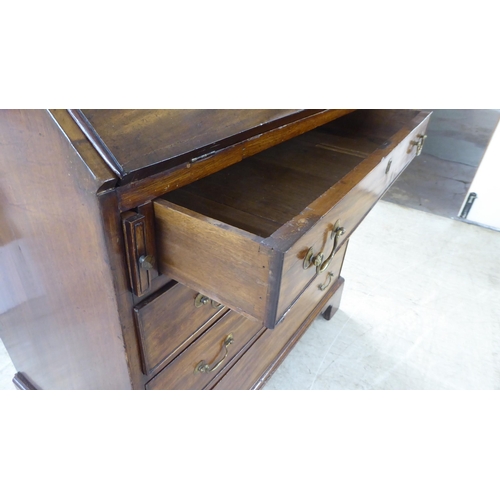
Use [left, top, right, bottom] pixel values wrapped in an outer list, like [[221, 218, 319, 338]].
[[163, 110, 421, 238]]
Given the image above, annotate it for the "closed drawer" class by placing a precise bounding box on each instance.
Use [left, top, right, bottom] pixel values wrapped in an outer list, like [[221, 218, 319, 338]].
[[134, 281, 227, 374], [146, 310, 262, 390], [213, 242, 348, 390], [153, 110, 431, 328]]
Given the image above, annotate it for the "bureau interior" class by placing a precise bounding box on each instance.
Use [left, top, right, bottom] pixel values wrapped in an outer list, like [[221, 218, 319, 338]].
[[163, 110, 419, 238]]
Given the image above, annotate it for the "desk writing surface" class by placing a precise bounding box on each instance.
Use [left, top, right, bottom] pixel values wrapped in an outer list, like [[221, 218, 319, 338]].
[[76, 109, 319, 182]]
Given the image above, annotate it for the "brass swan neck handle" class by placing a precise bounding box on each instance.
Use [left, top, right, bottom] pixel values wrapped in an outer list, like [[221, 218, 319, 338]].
[[303, 221, 345, 275], [195, 334, 234, 374]]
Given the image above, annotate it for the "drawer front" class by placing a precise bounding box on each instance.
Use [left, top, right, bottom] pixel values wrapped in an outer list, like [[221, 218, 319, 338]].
[[146, 310, 262, 390], [153, 110, 431, 329], [134, 281, 227, 374], [213, 245, 348, 390], [276, 115, 429, 319]]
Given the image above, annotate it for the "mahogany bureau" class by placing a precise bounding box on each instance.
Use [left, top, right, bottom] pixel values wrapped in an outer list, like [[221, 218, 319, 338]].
[[0, 109, 430, 390]]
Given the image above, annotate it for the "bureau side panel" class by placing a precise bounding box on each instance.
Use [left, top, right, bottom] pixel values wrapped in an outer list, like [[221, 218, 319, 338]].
[[0, 110, 131, 389]]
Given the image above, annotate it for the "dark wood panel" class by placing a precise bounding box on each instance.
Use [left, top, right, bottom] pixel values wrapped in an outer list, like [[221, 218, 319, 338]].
[[0, 110, 132, 389], [51, 111, 147, 388], [77, 109, 326, 182]]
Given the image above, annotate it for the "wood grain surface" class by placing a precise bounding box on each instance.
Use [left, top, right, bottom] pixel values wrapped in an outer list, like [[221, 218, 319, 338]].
[[146, 310, 262, 390], [134, 281, 227, 374], [0, 110, 132, 389], [75, 109, 347, 182], [116, 109, 354, 208], [153, 199, 272, 321]]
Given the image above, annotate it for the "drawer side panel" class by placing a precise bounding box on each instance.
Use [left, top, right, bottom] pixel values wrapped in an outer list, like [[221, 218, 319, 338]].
[[153, 199, 272, 322]]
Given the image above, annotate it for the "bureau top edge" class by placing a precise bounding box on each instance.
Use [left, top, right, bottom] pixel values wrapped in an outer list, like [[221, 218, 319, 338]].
[[67, 109, 354, 185]]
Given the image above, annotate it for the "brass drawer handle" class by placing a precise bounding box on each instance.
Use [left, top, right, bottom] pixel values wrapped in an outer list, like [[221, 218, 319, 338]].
[[318, 271, 334, 291], [195, 293, 223, 309], [195, 334, 234, 373], [303, 221, 345, 275], [195, 293, 210, 307], [410, 134, 427, 156]]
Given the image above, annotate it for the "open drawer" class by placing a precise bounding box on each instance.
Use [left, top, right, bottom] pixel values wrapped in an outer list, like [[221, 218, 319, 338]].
[[153, 110, 431, 328]]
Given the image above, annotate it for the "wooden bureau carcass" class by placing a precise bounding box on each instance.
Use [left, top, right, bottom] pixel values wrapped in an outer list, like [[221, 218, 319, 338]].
[[0, 109, 430, 389]]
